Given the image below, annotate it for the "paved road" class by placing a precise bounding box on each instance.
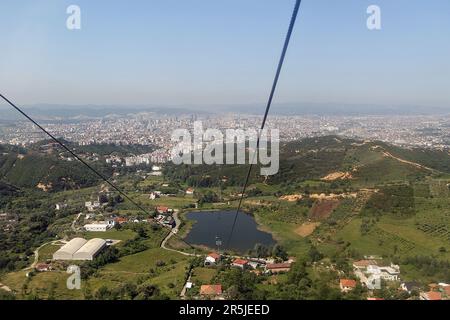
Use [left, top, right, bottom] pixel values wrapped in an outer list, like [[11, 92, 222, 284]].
[[180, 272, 192, 298], [160, 211, 201, 257], [71, 212, 83, 231], [23, 240, 64, 271]]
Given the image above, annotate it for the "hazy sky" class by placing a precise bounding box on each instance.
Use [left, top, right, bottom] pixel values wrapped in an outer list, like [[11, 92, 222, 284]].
[[1, 0, 450, 109]]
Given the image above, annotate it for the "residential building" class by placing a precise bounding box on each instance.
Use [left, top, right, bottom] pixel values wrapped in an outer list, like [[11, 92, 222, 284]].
[[420, 291, 442, 301], [232, 259, 248, 269], [200, 284, 222, 296], [400, 281, 421, 294], [156, 206, 169, 214], [340, 279, 357, 292], [205, 253, 221, 266], [265, 263, 291, 274], [84, 221, 115, 232], [35, 263, 51, 272]]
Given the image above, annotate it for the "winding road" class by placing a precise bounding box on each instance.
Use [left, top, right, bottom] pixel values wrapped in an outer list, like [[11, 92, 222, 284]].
[[24, 240, 63, 271], [160, 211, 201, 257]]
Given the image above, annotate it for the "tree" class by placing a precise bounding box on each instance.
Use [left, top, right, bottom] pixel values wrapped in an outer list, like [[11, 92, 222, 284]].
[[308, 245, 323, 262], [272, 244, 288, 260]]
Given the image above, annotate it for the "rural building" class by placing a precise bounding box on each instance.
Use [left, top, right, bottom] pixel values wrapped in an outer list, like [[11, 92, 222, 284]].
[[35, 263, 51, 272], [162, 216, 175, 228], [84, 221, 114, 232], [149, 192, 159, 200], [420, 291, 442, 300], [353, 260, 400, 287], [55, 203, 67, 211], [204, 253, 221, 266], [53, 238, 88, 260], [232, 259, 248, 269], [400, 281, 421, 294], [114, 217, 128, 225], [340, 279, 357, 292], [156, 206, 169, 214], [200, 284, 222, 296], [53, 238, 106, 261], [442, 285, 450, 298], [366, 264, 400, 281], [72, 238, 107, 260], [85, 201, 101, 212], [186, 188, 194, 195], [265, 263, 291, 274], [353, 259, 378, 269]]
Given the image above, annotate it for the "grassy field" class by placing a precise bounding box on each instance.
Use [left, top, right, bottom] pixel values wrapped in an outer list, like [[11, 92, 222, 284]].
[[94, 247, 189, 298], [81, 229, 137, 241], [37, 243, 61, 263], [0, 270, 84, 300], [328, 215, 450, 260], [1, 246, 190, 300], [254, 211, 311, 257], [191, 267, 217, 285]]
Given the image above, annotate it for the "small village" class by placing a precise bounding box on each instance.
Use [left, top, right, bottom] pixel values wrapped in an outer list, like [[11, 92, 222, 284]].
[[2, 182, 450, 301]]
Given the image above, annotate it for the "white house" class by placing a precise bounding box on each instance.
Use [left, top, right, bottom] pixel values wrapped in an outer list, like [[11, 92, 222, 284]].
[[84, 221, 115, 232], [55, 203, 67, 211], [204, 253, 221, 266], [149, 192, 160, 200], [366, 264, 400, 281], [85, 201, 101, 212]]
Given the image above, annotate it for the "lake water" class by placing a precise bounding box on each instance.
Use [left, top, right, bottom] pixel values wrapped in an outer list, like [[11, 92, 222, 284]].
[[184, 210, 276, 253]]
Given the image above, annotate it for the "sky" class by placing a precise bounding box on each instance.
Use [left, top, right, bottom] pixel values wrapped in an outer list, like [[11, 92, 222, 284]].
[[1, 0, 450, 110]]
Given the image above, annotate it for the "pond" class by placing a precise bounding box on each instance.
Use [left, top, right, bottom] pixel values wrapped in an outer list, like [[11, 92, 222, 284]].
[[184, 210, 276, 253]]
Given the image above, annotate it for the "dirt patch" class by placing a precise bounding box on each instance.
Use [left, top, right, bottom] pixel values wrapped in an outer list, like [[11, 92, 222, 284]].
[[309, 200, 340, 221], [36, 182, 52, 192], [279, 194, 303, 202], [309, 193, 357, 200], [321, 171, 353, 181], [295, 222, 321, 237]]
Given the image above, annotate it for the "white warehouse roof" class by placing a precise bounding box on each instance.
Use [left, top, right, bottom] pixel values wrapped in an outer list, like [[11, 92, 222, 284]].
[[72, 238, 107, 261], [53, 238, 106, 261], [53, 238, 87, 260]]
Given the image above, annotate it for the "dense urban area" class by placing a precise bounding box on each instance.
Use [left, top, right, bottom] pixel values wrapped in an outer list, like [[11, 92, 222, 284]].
[[1, 113, 449, 151]]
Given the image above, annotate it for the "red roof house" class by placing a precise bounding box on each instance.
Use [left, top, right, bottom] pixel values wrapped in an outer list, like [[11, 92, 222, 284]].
[[340, 279, 357, 292], [265, 263, 292, 274], [200, 284, 222, 296], [232, 258, 248, 269]]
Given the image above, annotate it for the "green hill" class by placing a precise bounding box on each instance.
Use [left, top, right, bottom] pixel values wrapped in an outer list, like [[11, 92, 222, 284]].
[[0, 151, 108, 192]]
